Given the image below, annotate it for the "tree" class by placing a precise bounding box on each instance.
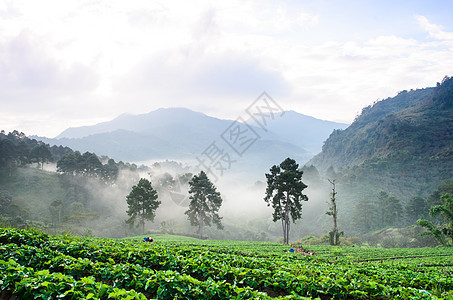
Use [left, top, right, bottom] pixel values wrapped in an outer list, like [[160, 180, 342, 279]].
[[405, 196, 426, 224], [326, 179, 342, 245], [425, 180, 453, 223], [352, 198, 377, 234], [57, 152, 78, 175], [185, 171, 223, 239], [126, 178, 160, 234], [377, 191, 389, 227], [101, 158, 119, 184], [49, 200, 63, 234], [82, 152, 103, 176], [417, 193, 453, 246], [0, 190, 13, 215], [264, 157, 308, 245], [0, 139, 16, 175], [384, 195, 403, 226], [29, 144, 52, 169], [377, 191, 402, 227]]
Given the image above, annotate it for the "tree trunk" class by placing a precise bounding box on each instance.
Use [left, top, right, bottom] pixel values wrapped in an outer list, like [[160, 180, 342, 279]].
[[281, 218, 285, 243], [328, 179, 339, 245], [199, 212, 204, 239], [286, 219, 290, 245], [284, 192, 290, 244], [142, 206, 145, 235]]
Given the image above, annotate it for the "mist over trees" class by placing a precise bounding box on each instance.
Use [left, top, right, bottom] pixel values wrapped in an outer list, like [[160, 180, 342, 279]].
[[1, 76, 452, 246]]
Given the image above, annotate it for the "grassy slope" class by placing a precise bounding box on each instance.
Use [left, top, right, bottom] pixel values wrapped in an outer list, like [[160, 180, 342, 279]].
[[0, 167, 66, 222]]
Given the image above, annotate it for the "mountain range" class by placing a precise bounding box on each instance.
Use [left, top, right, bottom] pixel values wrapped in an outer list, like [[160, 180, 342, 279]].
[[37, 108, 348, 177]]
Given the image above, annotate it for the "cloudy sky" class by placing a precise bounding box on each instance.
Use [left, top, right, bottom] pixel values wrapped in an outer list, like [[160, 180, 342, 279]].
[[1, 0, 453, 137]]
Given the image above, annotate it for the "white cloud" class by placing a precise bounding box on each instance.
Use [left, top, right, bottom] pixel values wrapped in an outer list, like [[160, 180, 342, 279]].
[[0, 31, 99, 100], [415, 15, 453, 40], [0, 1, 453, 137]]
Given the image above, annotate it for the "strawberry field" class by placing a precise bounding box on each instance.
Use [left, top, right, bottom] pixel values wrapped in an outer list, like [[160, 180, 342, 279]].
[[1, 228, 452, 299]]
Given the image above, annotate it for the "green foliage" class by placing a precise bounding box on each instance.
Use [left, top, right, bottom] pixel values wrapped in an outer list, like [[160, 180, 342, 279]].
[[417, 193, 453, 246], [0, 130, 72, 171], [264, 158, 308, 245], [416, 217, 446, 246], [426, 179, 453, 219], [0, 189, 12, 214], [352, 198, 378, 234], [1, 227, 453, 299], [185, 171, 223, 239], [378, 192, 403, 227], [57, 151, 119, 184], [406, 196, 426, 224], [126, 178, 160, 234], [29, 144, 52, 169]]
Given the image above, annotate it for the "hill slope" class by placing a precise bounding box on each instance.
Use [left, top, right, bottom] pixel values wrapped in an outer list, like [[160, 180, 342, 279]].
[[309, 76, 453, 198]]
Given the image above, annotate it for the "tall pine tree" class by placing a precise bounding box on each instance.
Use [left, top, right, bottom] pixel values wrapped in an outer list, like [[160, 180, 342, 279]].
[[264, 158, 308, 245], [126, 178, 160, 234], [185, 171, 223, 239]]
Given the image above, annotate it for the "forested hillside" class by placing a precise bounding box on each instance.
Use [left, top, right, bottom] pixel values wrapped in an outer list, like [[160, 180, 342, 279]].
[[0, 131, 143, 236], [302, 76, 453, 240], [309, 76, 453, 199]]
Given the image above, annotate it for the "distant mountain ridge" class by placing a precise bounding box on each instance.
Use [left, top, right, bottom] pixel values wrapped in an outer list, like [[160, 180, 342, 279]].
[[56, 108, 214, 139], [37, 108, 348, 177]]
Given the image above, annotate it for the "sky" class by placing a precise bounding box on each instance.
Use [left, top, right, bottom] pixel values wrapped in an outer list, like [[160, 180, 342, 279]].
[[1, 0, 453, 138]]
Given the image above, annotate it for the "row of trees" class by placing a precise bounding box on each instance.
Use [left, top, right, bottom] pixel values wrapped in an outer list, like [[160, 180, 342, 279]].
[[352, 180, 453, 235], [126, 171, 223, 239], [57, 151, 120, 184], [0, 130, 71, 173], [0, 130, 138, 182]]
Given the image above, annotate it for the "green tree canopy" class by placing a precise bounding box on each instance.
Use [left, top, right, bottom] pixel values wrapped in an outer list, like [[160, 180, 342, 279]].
[[417, 193, 453, 246], [185, 171, 223, 239], [57, 151, 118, 184], [29, 144, 52, 169], [264, 157, 308, 244], [126, 178, 160, 234], [426, 179, 453, 221]]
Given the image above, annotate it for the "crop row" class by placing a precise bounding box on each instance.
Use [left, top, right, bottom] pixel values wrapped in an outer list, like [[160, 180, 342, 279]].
[[0, 258, 147, 300], [0, 243, 307, 300], [2, 228, 452, 299]]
